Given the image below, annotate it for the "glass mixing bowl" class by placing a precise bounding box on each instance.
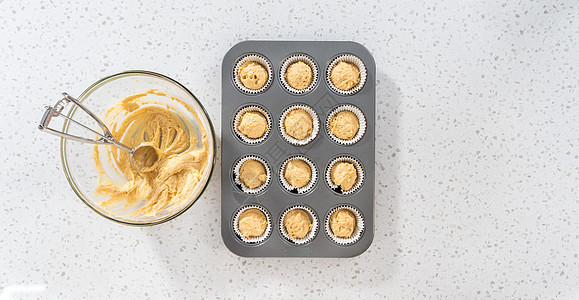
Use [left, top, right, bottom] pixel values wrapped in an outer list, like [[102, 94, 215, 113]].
[[60, 71, 216, 226]]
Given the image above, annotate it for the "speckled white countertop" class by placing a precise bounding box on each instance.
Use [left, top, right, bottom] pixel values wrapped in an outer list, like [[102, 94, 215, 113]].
[[1, 0, 577, 299]]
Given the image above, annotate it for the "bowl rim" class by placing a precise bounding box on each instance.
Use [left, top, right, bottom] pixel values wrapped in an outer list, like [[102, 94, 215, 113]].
[[60, 70, 217, 226]]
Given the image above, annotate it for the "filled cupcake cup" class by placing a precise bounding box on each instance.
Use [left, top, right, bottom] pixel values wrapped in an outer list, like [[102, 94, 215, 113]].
[[279, 205, 319, 245], [325, 204, 365, 245], [325, 104, 367, 146], [279, 53, 319, 95], [233, 155, 272, 194], [326, 54, 367, 96], [278, 104, 320, 146], [232, 104, 272, 144], [325, 155, 365, 195], [233, 204, 273, 244], [233, 53, 273, 95], [279, 155, 318, 195]]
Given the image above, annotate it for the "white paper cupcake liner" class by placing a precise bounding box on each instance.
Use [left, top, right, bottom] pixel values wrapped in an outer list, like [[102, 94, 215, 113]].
[[325, 155, 364, 195], [233, 53, 273, 95], [232, 104, 272, 144], [325, 104, 367, 146], [326, 54, 367, 96], [325, 204, 365, 245], [279, 205, 319, 245], [279, 155, 318, 195], [233, 155, 272, 194], [278, 104, 320, 146], [232, 204, 273, 244], [279, 53, 319, 95]]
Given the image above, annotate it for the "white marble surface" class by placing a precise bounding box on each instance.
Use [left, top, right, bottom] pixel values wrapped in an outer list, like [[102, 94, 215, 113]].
[[1, 0, 577, 298]]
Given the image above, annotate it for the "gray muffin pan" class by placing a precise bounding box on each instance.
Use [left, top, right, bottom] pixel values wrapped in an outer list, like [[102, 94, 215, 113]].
[[221, 41, 375, 257]]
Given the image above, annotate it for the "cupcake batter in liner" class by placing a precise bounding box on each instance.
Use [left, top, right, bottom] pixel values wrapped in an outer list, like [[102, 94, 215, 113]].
[[279, 205, 319, 245], [325, 155, 364, 195], [326, 54, 367, 95], [232, 204, 273, 244], [325, 104, 367, 146], [233, 155, 272, 194], [279, 54, 319, 95], [232, 104, 272, 144], [278, 104, 320, 146], [279, 155, 318, 195], [233, 53, 273, 94], [325, 204, 365, 245]]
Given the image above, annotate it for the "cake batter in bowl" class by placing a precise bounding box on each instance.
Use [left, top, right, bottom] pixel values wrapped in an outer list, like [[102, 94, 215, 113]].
[[60, 71, 216, 225]]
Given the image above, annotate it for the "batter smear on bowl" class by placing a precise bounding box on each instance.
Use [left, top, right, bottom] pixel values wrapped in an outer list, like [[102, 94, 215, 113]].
[[94, 90, 209, 216]]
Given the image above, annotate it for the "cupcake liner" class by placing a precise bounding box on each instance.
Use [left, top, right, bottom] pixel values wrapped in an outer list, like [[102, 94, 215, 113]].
[[232, 204, 273, 244], [279, 53, 319, 95], [233, 155, 272, 194], [278, 104, 320, 146], [325, 155, 364, 195], [233, 53, 273, 95], [279, 205, 319, 245], [325, 204, 365, 245], [325, 104, 367, 146], [232, 104, 272, 144], [326, 54, 367, 96], [279, 155, 318, 195]]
